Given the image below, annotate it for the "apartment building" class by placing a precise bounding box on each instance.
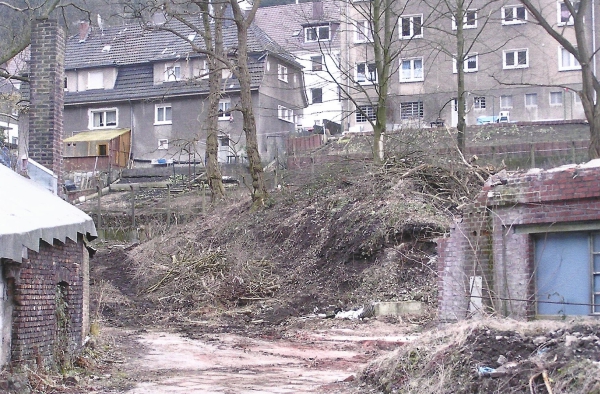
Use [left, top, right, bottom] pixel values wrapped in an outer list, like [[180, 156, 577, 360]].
[[256, 1, 343, 133], [336, 0, 596, 133]]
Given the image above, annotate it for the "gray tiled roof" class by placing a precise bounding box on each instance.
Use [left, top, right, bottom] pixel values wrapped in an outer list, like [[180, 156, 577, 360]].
[[255, 1, 341, 54], [64, 14, 298, 105], [64, 58, 266, 105], [65, 15, 298, 69]]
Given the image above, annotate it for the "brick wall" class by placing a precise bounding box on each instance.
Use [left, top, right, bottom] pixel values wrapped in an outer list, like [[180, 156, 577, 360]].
[[28, 19, 65, 188], [10, 236, 88, 365], [438, 160, 600, 320]]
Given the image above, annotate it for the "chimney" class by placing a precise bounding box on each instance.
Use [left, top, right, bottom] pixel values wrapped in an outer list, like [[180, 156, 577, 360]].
[[79, 20, 90, 42], [28, 18, 66, 193], [313, 0, 323, 20]]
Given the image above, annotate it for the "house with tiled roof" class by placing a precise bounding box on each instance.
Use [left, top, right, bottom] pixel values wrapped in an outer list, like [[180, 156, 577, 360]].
[[61, 16, 307, 166], [256, 0, 343, 134]]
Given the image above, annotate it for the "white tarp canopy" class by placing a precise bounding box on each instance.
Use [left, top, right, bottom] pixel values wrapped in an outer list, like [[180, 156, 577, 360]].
[[0, 165, 97, 261]]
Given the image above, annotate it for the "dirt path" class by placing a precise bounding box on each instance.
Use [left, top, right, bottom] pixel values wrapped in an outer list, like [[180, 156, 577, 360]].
[[92, 321, 415, 394]]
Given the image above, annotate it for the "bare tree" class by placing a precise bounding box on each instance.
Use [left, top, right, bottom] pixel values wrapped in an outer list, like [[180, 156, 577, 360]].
[[229, 0, 268, 207], [519, 0, 600, 159]]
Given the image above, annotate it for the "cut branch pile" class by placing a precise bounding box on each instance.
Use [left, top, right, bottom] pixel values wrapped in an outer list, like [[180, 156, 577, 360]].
[[132, 244, 280, 306]]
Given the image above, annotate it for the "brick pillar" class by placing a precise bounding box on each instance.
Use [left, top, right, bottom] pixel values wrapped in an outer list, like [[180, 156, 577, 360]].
[[28, 18, 65, 189]]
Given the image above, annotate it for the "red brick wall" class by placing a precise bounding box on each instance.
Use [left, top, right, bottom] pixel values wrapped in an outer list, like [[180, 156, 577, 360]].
[[438, 161, 600, 321], [11, 236, 87, 365]]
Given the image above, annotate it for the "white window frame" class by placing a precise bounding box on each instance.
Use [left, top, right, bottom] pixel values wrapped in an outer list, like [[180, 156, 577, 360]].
[[503, 48, 529, 69], [355, 20, 373, 43], [550, 91, 564, 105], [304, 24, 330, 42], [155, 104, 172, 125], [164, 63, 181, 82], [356, 62, 378, 84], [400, 101, 424, 120], [87, 70, 104, 90], [452, 9, 477, 30], [278, 105, 294, 123], [400, 57, 424, 82], [278, 64, 288, 82], [558, 47, 581, 71], [557, 1, 579, 26], [158, 139, 169, 150], [500, 95, 513, 108], [89, 108, 118, 129], [525, 93, 538, 107], [453, 54, 478, 73], [474, 96, 486, 109], [501, 5, 527, 25], [218, 100, 232, 121], [400, 14, 423, 39], [356, 105, 376, 123]]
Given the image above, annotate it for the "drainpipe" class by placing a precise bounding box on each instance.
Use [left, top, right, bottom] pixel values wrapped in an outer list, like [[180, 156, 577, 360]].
[[129, 99, 134, 168], [593, 0, 597, 80]]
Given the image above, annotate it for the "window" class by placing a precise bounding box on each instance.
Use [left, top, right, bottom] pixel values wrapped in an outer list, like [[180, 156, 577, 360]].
[[89, 108, 117, 128], [502, 5, 527, 24], [305, 24, 330, 42], [218, 100, 231, 120], [311, 55, 323, 71], [356, 62, 378, 84], [400, 58, 424, 82], [453, 54, 478, 73], [474, 96, 486, 109], [558, 1, 579, 26], [400, 15, 423, 39], [278, 105, 294, 122], [278, 64, 288, 82], [311, 88, 323, 104], [356, 105, 376, 123], [155, 104, 172, 124], [550, 91, 563, 105], [500, 95, 513, 108], [503, 49, 528, 69], [158, 139, 169, 150], [98, 144, 107, 156], [525, 93, 538, 107], [452, 9, 477, 29], [355, 20, 373, 43], [401, 101, 424, 119], [218, 135, 230, 147], [559, 47, 580, 71], [164, 64, 181, 82], [88, 70, 103, 90]]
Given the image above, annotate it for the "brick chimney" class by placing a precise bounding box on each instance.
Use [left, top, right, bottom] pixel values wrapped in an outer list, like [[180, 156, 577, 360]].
[[78, 20, 90, 42], [28, 18, 66, 191]]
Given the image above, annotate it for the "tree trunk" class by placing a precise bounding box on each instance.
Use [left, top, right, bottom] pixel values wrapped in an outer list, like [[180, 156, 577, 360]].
[[230, 0, 268, 207], [202, 1, 226, 200], [455, 1, 466, 154]]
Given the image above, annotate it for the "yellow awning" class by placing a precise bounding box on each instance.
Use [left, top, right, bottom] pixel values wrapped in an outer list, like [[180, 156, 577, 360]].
[[64, 128, 130, 143]]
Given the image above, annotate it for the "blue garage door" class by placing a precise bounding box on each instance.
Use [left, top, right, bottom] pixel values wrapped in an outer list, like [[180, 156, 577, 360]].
[[534, 232, 595, 316]]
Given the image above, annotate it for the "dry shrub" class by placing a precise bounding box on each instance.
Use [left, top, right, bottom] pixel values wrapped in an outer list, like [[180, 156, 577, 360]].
[[360, 318, 600, 394], [131, 241, 280, 307]]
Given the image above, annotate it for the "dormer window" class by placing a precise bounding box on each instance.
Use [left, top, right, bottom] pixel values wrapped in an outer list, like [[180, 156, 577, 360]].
[[88, 70, 104, 90], [305, 24, 330, 42], [164, 64, 181, 82]]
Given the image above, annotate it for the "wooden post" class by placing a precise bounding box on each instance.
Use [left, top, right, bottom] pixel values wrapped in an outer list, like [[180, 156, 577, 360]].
[[530, 144, 536, 168], [572, 141, 576, 164], [202, 183, 206, 214], [167, 184, 171, 227], [96, 184, 102, 231], [130, 185, 136, 229]]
